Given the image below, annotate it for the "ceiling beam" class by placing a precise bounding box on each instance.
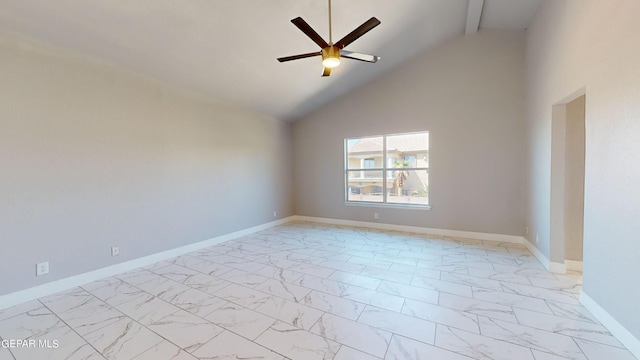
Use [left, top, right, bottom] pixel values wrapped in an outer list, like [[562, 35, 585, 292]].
[[465, 0, 484, 35]]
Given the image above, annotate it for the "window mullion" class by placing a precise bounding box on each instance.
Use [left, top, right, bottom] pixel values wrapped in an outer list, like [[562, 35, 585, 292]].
[[344, 139, 348, 202], [382, 135, 388, 204]]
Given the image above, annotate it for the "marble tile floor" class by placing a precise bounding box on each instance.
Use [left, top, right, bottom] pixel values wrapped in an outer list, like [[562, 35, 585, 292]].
[[0, 221, 637, 360]]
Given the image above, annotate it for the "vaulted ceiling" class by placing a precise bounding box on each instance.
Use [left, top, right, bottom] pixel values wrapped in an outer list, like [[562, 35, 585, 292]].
[[0, 0, 540, 121]]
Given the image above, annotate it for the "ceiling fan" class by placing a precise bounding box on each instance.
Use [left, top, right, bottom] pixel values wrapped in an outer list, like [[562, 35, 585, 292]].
[[277, 0, 381, 77]]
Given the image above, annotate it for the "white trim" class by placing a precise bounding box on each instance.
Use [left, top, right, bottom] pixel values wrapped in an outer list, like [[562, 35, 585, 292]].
[[522, 237, 567, 274], [565, 260, 583, 272], [549, 261, 567, 274], [465, 0, 484, 35], [344, 202, 431, 211], [0, 217, 294, 311], [580, 290, 640, 359], [291, 216, 523, 244]]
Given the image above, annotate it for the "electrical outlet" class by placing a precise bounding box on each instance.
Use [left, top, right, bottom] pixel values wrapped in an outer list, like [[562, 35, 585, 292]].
[[374, 212, 379, 220], [36, 262, 50, 276], [525, 226, 529, 235], [273, 211, 277, 218], [536, 233, 539, 244], [111, 246, 120, 257]]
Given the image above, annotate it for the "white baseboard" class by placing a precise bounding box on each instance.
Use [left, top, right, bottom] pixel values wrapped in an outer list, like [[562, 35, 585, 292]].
[[291, 216, 524, 244], [548, 261, 567, 274], [580, 290, 640, 359], [522, 237, 567, 274], [0, 217, 294, 311], [565, 260, 583, 272]]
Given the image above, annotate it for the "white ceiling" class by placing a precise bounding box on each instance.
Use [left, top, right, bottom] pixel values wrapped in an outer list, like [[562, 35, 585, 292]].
[[0, 0, 540, 121]]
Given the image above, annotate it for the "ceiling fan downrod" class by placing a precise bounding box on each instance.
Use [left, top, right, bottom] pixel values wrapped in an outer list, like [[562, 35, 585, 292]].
[[328, 0, 333, 45]]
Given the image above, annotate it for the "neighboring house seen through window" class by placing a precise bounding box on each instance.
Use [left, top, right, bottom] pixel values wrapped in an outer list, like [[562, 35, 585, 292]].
[[345, 132, 429, 206], [363, 158, 376, 168]]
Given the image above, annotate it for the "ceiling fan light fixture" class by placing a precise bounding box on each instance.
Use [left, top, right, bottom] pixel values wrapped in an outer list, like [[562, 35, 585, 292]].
[[322, 46, 341, 68], [277, 0, 380, 76]]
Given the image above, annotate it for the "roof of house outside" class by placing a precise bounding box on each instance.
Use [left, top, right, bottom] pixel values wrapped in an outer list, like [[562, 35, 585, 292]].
[[348, 133, 429, 154]]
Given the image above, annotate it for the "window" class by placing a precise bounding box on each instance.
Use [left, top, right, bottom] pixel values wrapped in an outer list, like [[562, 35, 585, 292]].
[[363, 158, 376, 168], [345, 132, 429, 207]]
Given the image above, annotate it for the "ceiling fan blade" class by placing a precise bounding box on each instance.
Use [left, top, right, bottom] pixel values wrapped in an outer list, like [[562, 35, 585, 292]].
[[277, 52, 322, 62], [291, 17, 330, 49], [322, 67, 331, 77], [335, 17, 381, 49], [341, 50, 380, 63]]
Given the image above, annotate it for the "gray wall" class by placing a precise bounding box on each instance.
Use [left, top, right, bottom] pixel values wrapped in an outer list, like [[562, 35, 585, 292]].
[[526, 0, 640, 339], [549, 95, 585, 263], [564, 95, 585, 262], [0, 34, 293, 296], [293, 30, 526, 236]]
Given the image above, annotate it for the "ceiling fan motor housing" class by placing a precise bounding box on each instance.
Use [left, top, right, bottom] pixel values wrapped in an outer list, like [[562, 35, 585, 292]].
[[322, 46, 341, 68]]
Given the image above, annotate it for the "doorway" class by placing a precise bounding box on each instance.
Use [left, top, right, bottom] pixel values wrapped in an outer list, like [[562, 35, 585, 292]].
[[550, 93, 586, 272]]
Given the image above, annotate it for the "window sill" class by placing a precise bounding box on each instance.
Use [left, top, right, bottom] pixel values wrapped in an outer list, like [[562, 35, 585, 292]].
[[344, 202, 431, 211]]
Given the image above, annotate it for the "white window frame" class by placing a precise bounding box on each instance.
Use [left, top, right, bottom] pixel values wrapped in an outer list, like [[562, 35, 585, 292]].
[[344, 131, 430, 209]]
